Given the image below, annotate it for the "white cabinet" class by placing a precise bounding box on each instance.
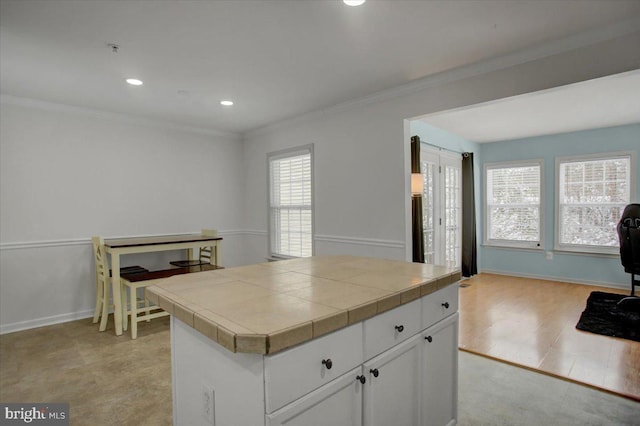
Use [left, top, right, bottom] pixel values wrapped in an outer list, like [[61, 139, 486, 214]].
[[270, 288, 459, 426], [265, 322, 363, 413], [363, 298, 421, 360], [422, 283, 458, 330], [422, 313, 459, 426], [171, 283, 459, 426], [267, 367, 363, 426], [363, 334, 422, 426]]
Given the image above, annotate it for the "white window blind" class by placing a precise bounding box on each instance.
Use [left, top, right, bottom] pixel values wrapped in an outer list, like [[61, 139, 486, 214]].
[[485, 162, 542, 247], [420, 160, 436, 265], [420, 147, 461, 268], [444, 164, 461, 268], [557, 154, 631, 252], [269, 147, 313, 258]]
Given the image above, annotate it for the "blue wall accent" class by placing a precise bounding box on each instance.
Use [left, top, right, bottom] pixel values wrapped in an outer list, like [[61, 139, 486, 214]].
[[411, 121, 640, 288], [480, 123, 639, 287]]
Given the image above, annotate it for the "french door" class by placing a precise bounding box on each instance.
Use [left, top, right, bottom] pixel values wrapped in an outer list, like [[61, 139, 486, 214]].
[[420, 146, 462, 268]]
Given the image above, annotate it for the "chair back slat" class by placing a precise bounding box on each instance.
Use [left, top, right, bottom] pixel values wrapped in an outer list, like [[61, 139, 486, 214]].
[[92, 236, 109, 286], [199, 229, 218, 265]]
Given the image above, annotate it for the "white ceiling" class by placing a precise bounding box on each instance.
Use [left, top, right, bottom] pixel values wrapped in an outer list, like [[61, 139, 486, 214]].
[[1, 0, 640, 136], [418, 70, 640, 143]]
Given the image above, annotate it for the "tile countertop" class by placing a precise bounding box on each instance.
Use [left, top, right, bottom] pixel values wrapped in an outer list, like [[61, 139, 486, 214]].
[[145, 255, 461, 355]]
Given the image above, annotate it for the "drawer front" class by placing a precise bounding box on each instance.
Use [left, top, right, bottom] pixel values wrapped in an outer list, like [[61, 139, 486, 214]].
[[363, 298, 421, 360], [264, 322, 364, 413], [422, 282, 459, 330]]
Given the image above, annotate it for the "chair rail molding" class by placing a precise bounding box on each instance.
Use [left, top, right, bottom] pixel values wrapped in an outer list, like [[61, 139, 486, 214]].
[[0, 230, 247, 251], [314, 234, 405, 249]]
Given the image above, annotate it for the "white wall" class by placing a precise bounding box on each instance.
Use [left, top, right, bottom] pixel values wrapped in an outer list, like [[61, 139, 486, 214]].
[[242, 31, 640, 264], [2, 28, 639, 333], [0, 97, 246, 332]]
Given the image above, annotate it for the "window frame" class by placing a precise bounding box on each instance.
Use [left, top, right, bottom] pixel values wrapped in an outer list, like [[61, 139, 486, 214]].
[[554, 150, 636, 255], [483, 159, 544, 250], [267, 144, 315, 259]]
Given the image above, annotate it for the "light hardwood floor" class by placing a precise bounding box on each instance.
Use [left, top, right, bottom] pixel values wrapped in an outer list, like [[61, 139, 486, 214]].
[[459, 273, 640, 401]]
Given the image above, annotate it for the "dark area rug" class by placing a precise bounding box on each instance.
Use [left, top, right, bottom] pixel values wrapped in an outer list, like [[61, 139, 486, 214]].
[[576, 291, 640, 342]]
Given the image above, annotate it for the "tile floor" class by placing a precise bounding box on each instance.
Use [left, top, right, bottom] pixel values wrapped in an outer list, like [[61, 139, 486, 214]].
[[458, 351, 639, 426], [0, 317, 172, 425], [1, 272, 638, 425]]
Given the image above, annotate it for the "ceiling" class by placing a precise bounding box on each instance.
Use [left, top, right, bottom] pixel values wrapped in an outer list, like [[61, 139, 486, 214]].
[[1, 0, 640, 136], [418, 70, 640, 143]]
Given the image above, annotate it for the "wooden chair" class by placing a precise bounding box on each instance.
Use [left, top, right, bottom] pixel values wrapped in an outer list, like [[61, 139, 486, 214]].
[[170, 229, 219, 267], [92, 236, 148, 331], [93, 236, 130, 332], [120, 273, 171, 339]]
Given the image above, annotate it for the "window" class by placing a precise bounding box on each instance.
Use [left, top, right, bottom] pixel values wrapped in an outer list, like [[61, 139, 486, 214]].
[[420, 146, 461, 268], [556, 152, 634, 254], [485, 160, 543, 248], [268, 145, 313, 258]]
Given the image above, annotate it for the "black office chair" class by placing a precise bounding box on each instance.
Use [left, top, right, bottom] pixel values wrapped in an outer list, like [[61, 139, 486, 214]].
[[617, 203, 640, 309]]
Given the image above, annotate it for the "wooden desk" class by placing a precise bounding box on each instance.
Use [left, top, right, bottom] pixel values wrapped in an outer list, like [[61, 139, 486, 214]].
[[104, 234, 222, 336]]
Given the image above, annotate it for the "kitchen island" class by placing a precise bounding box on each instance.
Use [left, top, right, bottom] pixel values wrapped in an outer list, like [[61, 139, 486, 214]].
[[147, 255, 461, 426]]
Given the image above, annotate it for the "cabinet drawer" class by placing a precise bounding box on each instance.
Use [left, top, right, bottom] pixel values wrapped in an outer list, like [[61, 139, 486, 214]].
[[422, 282, 458, 329], [363, 298, 421, 360], [264, 322, 364, 413]]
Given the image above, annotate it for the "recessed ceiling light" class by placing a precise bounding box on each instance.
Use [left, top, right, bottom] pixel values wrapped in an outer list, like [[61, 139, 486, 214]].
[[126, 78, 143, 86], [220, 100, 234, 106], [344, 0, 366, 6]]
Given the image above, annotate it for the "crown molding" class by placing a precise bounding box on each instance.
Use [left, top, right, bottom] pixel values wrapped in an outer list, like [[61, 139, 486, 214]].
[[245, 17, 640, 138], [0, 93, 242, 141]]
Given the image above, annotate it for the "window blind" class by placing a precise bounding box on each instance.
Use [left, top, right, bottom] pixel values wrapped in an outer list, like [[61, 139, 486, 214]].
[[486, 163, 541, 244], [558, 155, 630, 249], [269, 149, 313, 258]]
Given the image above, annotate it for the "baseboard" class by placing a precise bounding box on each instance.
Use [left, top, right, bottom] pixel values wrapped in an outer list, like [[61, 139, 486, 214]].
[[0, 309, 94, 335], [479, 269, 628, 290]]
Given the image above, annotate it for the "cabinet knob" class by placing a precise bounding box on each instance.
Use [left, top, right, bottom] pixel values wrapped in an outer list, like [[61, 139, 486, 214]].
[[442, 302, 450, 309], [395, 325, 404, 333], [425, 335, 433, 343], [356, 375, 366, 384], [369, 368, 379, 378], [322, 359, 333, 370]]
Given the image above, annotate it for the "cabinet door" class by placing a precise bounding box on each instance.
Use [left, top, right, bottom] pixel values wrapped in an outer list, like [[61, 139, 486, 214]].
[[266, 367, 362, 426], [422, 313, 458, 426], [363, 334, 421, 426]]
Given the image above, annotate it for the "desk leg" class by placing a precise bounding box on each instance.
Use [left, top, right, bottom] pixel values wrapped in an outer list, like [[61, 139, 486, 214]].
[[111, 254, 123, 336], [187, 248, 194, 262], [215, 241, 221, 267]]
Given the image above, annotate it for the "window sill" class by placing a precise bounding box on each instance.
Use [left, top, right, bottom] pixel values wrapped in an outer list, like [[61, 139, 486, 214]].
[[482, 243, 543, 252], [552, 248, 618, 259]]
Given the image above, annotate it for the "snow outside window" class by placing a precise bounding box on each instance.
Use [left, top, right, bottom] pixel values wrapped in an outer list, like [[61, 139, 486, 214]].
[[485, 160, 543, 249], [556, 153, 633, 255], [269, 146, 313, 258]]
